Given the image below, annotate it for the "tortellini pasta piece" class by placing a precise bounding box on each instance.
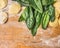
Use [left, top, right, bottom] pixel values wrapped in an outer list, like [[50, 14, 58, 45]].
[[0, 12, 8, 24], [49, 18, 59, 27], [54, 2, 60, 14], [8, 2, 21, 15], [55, 9, 60, 18], [58, 18, 60, 25], [0, 0, 8, 10]]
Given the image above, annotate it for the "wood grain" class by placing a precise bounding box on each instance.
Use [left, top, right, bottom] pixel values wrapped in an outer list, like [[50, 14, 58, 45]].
[[0, 16, 60, 48]]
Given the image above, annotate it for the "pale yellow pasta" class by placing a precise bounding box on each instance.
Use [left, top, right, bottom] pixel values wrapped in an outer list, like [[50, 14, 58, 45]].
[[8, 2, 21, 15], [0, 0, 8, 10], [58, 18, 60, 25], [54, 2, 60, 14], [55, 9, 59, 18], [0, 12, 8, 24], [49, 18, 59, 27]]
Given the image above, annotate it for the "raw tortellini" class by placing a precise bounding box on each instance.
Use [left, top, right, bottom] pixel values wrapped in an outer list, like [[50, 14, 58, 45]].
[[49, 1, 60, 27], [0, 12, 8, 24], [0, 0, 22, 24], [58, 18, 60, 25], [8, 2, 21, 15], [55, 9, 60, 18], [49, 18, 59, 27], [54, 2, 60, 14], [0, 0, 8, 10]]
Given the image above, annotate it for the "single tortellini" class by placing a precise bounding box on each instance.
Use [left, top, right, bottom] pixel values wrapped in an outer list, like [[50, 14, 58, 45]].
[[0, 0, 8, 10], [8, 2, 21, 15], [49, 18, 59, 27], [55, 9, 60, 18], [58, 18, 60, 25], [0, 12, 8, 24], [54, 2, 60, 14]]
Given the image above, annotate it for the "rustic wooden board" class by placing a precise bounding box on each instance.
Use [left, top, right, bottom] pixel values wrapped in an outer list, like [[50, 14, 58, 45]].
[[0, 0, 60, 48], [0, 15, 60, 48]]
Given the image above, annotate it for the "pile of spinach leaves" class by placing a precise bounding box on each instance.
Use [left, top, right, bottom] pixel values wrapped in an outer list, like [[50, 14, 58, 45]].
[[13, 0, 56, 36]]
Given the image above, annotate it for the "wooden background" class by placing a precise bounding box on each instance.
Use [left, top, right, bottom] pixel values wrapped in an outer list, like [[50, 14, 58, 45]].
[[0, 16, 60, 48]]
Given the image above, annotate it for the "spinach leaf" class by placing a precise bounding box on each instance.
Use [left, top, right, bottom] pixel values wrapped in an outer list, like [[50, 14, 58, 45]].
[[28, 0, 43, 13], [13, 0, 29, 6], [26, 7, 34, 29], [18, 7, 28, 22], [42, 0, 56, 6], [42, 11, 50, 29], [48, 5, 55, 22], [31, 13, 42, 36]]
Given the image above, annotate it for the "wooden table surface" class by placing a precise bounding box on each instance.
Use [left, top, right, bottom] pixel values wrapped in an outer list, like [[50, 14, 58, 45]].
[[0, 16, 60, 48]]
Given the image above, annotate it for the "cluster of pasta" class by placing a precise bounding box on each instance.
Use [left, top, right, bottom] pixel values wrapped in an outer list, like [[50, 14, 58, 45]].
[[0, 0, 21, 24], [49, 1, 60, 27]]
